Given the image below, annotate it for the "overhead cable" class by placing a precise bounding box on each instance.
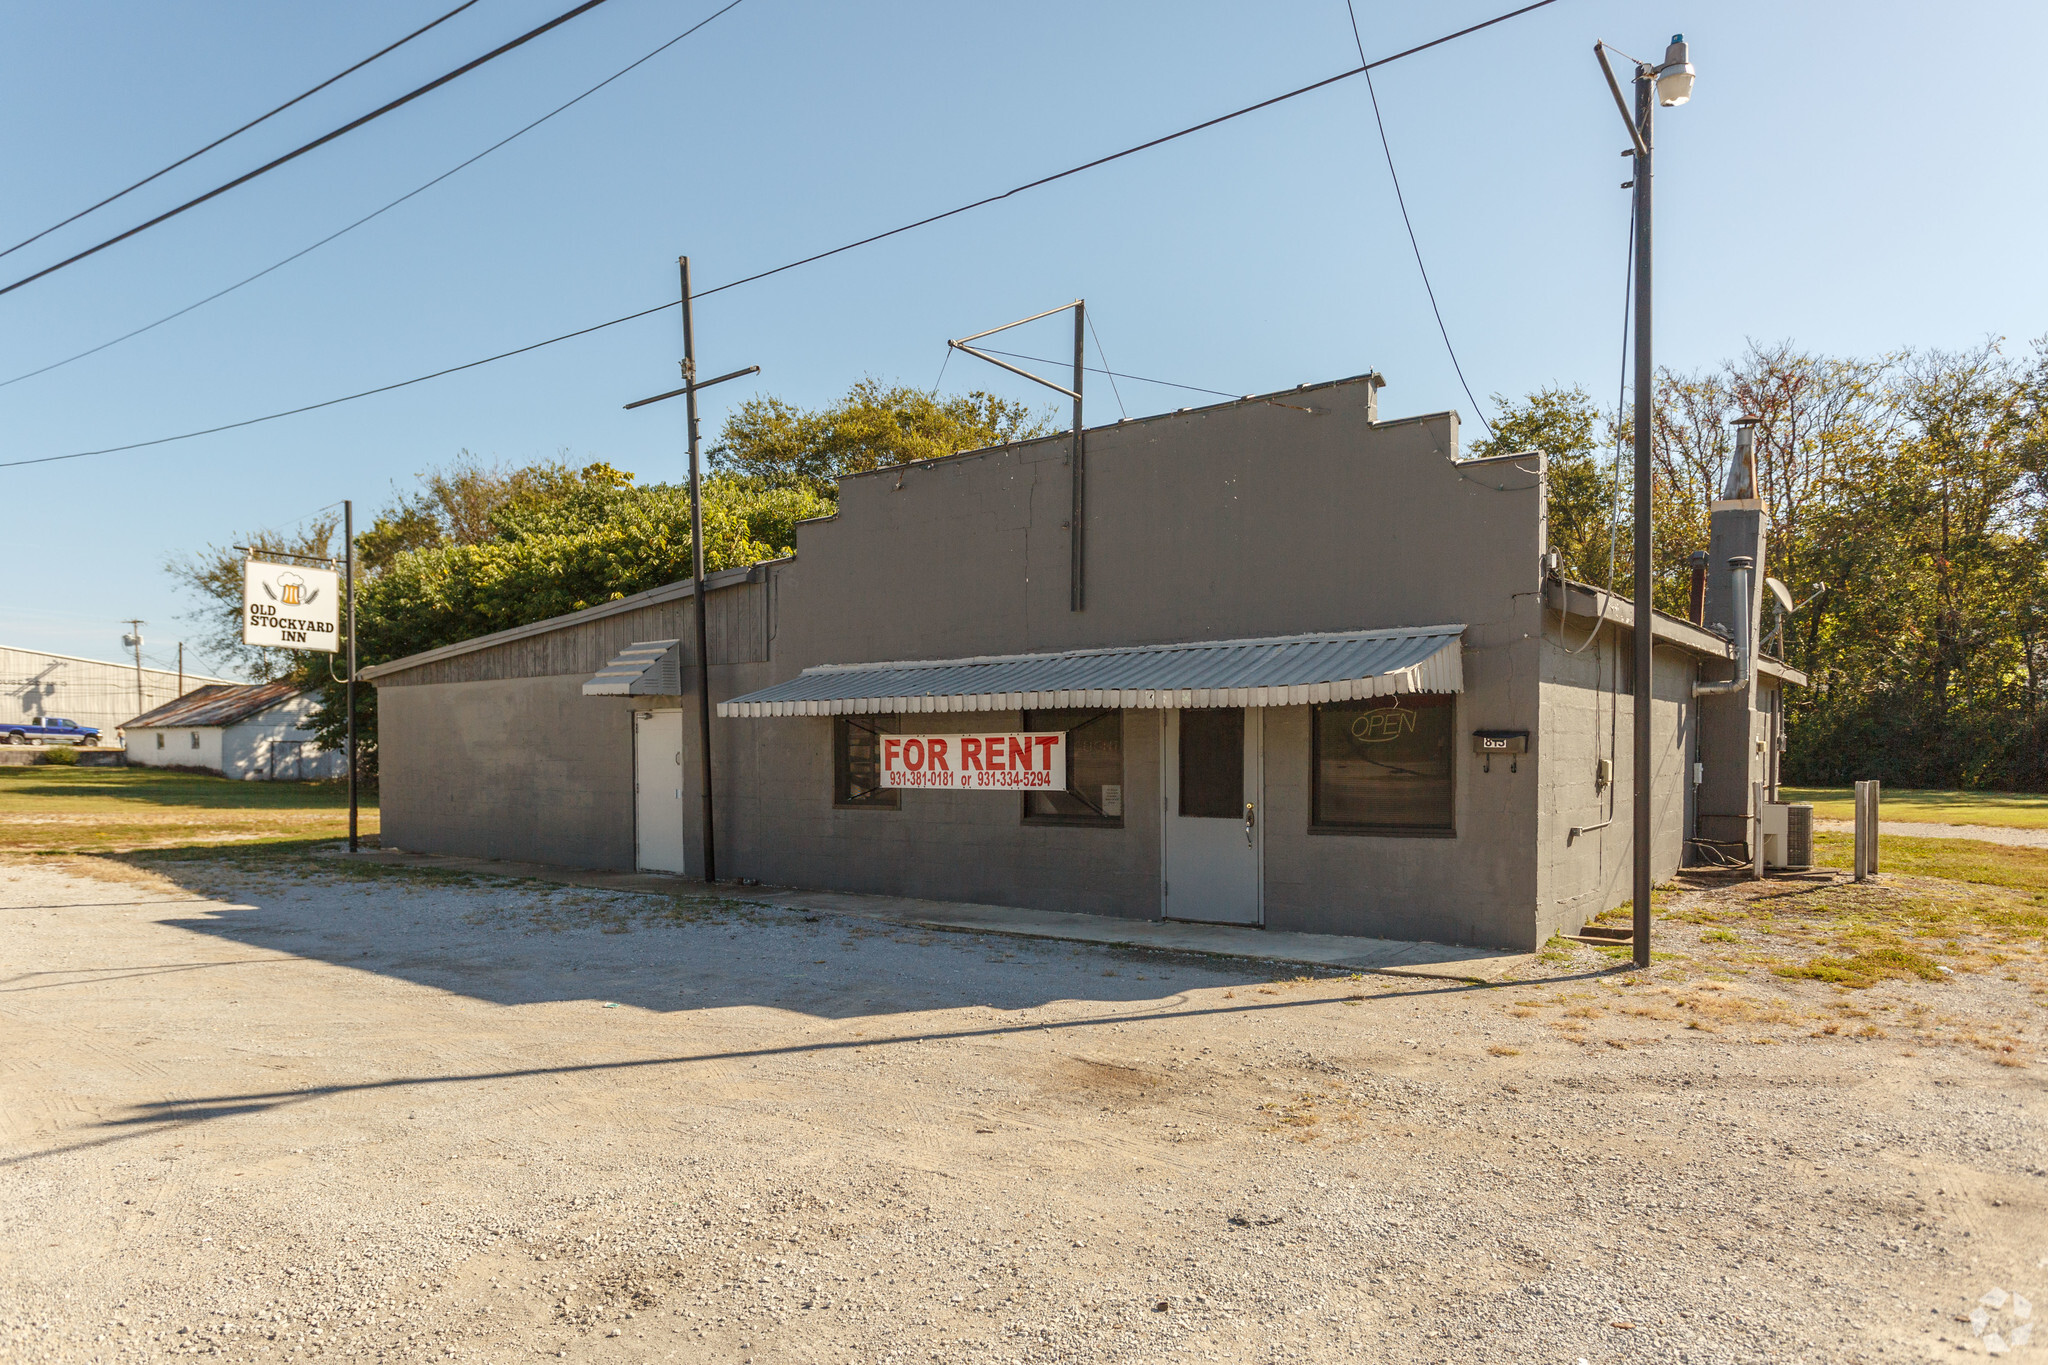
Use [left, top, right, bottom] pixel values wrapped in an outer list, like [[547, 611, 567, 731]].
[[1348, 0, 1492, 433], [2, 0, 1560, 469], [0, 0, 752, 391], [0, 0, 629, 300], [0, 0, 484, 263]]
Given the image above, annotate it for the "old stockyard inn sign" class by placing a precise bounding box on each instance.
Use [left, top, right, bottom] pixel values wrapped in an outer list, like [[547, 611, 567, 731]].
[[881, 732, 1067, 790], [243, 558, 340, 652]]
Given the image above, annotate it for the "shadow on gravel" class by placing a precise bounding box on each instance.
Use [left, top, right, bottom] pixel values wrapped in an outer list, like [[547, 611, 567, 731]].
[[11, 979, 1492, 1166], [70, 841, 1464, 1022]]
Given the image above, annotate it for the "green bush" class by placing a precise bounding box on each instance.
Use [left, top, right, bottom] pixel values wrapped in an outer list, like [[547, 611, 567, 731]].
[[43, 746, 80, 766]]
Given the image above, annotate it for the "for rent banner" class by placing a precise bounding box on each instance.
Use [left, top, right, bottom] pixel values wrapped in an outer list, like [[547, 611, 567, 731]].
[[880, 732, 1067, 790]]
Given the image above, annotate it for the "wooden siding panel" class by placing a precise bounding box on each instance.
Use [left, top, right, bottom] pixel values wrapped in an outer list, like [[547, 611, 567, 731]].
[[375, 583, 765, 686]]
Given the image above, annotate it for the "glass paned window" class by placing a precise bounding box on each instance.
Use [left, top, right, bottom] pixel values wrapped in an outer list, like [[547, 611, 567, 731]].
[[1022, 709, 1123, 826], [1178, 708, 1244, 818], [834, 716, 899, 809], [1312, 695, 1455, 834]]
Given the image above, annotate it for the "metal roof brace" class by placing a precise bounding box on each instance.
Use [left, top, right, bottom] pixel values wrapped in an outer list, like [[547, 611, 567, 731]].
[[946, 301, 1087, 612]]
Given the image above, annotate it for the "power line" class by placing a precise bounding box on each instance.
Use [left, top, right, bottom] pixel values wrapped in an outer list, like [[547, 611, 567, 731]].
[[1564, 198, 1636, 655], [0, 0, 753, 391], [0, 0, 483, 264], [2, 303, 677, 467], [0, 0, 630, 300], [1349, 0, 1493, 434], [2, 0, 1560, 469]]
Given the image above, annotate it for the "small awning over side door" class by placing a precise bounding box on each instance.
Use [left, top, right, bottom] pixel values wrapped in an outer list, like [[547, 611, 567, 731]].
[[583, 640, 683, 696]]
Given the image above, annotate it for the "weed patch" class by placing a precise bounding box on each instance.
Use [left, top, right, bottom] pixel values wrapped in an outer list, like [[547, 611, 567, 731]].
[[1773, 946, 1947, 989]]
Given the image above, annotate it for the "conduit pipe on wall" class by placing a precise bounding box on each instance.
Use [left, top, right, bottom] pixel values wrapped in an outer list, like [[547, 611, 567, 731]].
[[1692, 554, 1753, 697]]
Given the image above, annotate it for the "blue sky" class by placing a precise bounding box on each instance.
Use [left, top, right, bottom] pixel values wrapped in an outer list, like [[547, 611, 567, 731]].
[[3, 0, 2042, 675]]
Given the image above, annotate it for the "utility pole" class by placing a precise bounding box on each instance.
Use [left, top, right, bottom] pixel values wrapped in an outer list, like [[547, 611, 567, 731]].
[[1597, 35, 1694, 971], [177, 642, 185, 697], [345, 500, 359, 854], [122, 619, 146, 716], [1628, 67, 1656, 971], [621, 257, 761, 885]]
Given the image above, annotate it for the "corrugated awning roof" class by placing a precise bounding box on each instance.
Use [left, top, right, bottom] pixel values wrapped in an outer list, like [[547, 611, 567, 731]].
[[719, 626, 1464, 718], [582, 640, 683, 696]]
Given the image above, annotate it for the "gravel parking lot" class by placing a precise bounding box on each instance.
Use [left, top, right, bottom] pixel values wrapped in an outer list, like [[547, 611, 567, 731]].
[[3, 852, 2044, 1364]]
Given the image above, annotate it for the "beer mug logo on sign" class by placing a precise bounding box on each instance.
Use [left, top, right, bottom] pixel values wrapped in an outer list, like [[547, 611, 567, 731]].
[[260, 571, 320, 607]]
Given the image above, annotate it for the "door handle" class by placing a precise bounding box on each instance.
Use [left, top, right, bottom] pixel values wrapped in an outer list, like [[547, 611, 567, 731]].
[[1244, 801, 1256, 845]]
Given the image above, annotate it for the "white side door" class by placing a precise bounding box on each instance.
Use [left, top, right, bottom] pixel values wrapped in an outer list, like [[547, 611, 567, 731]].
[[633, 709, 688, 874], [1161, 708, 1262, 925]]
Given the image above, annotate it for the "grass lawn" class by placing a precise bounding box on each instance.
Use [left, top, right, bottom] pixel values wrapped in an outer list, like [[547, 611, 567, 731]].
[[0, 765, 376, 853], [1813, 828, 2048, 896], [1780, 786, 2048, 828]]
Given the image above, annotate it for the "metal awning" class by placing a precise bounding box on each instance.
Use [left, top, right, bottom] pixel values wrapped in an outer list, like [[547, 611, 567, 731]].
[[718, 625, 1464, 717], [583, 640, 682, 696]]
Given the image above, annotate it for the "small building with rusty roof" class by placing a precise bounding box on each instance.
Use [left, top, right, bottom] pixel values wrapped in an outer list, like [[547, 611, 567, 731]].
[[120, 680, 342, 781]]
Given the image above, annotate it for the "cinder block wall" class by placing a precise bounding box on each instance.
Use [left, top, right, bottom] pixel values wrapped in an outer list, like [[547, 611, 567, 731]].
[[1536, 625, 1697, 938], [716, 377, 1549, 944], [379, 676, 634, 869]]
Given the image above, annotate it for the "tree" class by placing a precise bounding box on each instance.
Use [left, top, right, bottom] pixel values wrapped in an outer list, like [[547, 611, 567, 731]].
[[1470, 385, 1620, 587], [711, 378, 1051, 496], [1497, 335, 2048, 790], [354, 452, 548, 572]]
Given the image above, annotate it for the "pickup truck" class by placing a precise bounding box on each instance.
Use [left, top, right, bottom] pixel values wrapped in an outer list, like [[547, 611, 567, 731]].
[[1, 716, 101, 746]]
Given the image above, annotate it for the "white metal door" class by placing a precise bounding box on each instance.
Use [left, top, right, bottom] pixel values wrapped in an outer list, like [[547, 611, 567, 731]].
[[633, 710, 688, 874], [1161, 708, 1262, 925]]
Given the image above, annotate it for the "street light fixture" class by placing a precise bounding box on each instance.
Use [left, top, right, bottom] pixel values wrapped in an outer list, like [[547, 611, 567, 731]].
[[1594, 32, 1696, 970], [1655, 35, 1696, 107]]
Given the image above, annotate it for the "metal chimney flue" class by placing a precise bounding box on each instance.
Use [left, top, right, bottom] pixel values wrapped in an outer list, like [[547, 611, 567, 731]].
[[1694, 554, 1754, 697], [1721, 417, 1761, 503]]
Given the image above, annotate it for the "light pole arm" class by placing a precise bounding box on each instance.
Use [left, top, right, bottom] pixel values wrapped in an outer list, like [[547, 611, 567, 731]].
[[1595, 43, 1650, 158]]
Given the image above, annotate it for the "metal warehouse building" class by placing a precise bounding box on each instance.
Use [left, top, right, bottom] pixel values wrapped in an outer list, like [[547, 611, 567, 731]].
[[363, 373, 1801, 950]]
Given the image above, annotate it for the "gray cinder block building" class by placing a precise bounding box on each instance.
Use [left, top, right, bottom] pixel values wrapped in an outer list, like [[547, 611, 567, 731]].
[[363, 373, 1801, 949]]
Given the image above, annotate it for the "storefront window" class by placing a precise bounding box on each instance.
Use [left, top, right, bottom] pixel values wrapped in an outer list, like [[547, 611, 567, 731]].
[[1021, 709, 1123, 827], [834, 716, 899, 809], [1311, 695, 1455, 835]]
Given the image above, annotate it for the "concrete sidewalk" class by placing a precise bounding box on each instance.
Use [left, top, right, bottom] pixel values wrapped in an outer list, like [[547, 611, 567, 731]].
[[326, 846, 1539, 983]]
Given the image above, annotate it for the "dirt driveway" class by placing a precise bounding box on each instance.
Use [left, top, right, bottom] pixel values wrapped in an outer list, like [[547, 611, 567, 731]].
[[3, 852, 2044, 1365]]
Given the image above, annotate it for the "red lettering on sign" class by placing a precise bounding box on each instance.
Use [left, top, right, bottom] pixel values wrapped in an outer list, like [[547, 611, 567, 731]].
[[985, 739, 1006, 770], [927, 738, 949, 770], [883, 737, 901, 769], [961, 737, 982, 769], [905, 738, 925, 770], [1035, 735, 1059, 768], [1009, 737, 1033, 770]]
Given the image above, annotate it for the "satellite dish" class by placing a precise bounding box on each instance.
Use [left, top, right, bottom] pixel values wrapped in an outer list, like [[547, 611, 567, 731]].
[[1764, 577, 1794, 613]]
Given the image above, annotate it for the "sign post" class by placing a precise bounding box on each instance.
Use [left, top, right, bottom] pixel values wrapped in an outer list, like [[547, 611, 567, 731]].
[[241, 537, 352, 848], [345, 500, 358, 853]]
